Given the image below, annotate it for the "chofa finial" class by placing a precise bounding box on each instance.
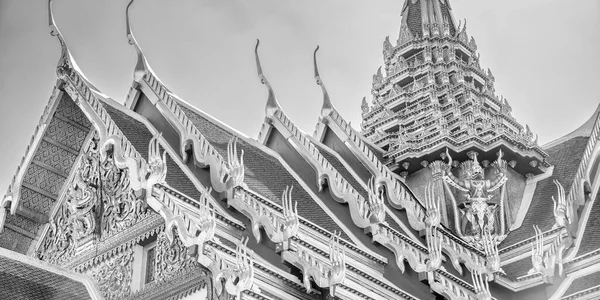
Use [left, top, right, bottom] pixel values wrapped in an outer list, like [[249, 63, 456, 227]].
[[126, 0, 149, 81], [314, 46, 333, 118], [47, 0, 100, 92], [255, 39, 281, 117], [48, 0, 69, 74]]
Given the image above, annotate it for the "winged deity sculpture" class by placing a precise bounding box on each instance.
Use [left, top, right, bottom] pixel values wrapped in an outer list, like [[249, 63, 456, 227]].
[[443, 149, 507, 236]]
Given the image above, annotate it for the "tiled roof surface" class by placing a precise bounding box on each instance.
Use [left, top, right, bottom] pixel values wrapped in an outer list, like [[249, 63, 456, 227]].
[[563, 270, 600, 298], [102, 102, 153, 159], [178, 105, 351, 242], [575, 191, 600, 256], [500, 136, 589, 249], [164, 154, 202, 201], [0, 254, 92, 299]]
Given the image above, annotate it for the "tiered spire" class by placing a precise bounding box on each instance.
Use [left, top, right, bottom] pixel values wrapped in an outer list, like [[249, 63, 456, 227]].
[[361, 0, 548, 177]]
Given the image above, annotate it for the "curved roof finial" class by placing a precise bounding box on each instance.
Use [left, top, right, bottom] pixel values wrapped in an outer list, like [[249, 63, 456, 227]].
[[255, 39, 280, 117], [48, 0, 70, 74], [126, 0, 149, 81], [48, 0, 100, 91], [313, 46, 333, 117]]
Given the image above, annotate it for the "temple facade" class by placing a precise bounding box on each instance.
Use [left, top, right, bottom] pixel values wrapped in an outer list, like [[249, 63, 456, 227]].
[[1, 0, 599, 299]]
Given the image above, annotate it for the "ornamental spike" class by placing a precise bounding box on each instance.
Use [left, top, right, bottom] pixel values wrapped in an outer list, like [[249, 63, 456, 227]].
[[314, 46, 333, 117], [126, 0, 150, 81], [255, 39, 281, 117]]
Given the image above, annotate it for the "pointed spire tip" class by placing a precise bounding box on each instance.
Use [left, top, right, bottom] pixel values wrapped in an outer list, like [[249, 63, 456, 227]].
[[254, 39, 280, 117], [313, 45, 333, 117]]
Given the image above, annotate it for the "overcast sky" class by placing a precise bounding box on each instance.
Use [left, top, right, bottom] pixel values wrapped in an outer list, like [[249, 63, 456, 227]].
[[0, 0, 599, 192]]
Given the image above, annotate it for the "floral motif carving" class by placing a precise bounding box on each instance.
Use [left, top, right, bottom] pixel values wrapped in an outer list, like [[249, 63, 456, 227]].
[[155, 231, 202, 281], [86, 249, 135, 300], [100, 150, 150, 237]]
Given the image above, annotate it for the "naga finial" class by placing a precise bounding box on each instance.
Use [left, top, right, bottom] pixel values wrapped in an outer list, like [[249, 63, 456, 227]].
[[48, 0, 69, 74], [126, 0, 150, 81], [255, 39, 281, 117], [314, 45, 333, 117]]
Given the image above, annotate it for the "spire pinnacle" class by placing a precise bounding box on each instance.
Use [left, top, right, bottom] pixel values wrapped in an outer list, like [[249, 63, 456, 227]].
[[313, 46, 333, 118], [126, 0, 150, 81], [254, 39, 280, 117]]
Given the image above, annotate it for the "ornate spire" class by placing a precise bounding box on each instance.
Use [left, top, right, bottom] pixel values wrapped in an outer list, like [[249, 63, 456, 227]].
[[126, 0, 150, 81], [254, 39, 281, 117], [398, 0, 458, 39], [313, 46, 333, 118], [48, 0, 100, 92]]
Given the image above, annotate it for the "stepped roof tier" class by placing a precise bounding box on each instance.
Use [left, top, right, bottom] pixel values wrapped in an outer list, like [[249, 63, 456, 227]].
[[0, 0, 599, 299], [362, 0, 548, 178]]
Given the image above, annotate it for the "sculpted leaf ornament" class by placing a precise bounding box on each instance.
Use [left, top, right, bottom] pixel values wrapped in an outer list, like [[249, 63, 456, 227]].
[[367, 177, 386, 224], [552, 179, 570, 228], [528, 225, 545, 276], [226, 137, 246, 189], [280, 186, 300, 242]]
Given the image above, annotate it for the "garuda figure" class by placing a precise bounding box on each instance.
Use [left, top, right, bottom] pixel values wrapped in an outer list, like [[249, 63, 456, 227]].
[[443, 149, 507, 237]]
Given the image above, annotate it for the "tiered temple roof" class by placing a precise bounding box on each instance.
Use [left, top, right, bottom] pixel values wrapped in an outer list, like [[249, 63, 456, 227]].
[[0, 0, 599, 299]]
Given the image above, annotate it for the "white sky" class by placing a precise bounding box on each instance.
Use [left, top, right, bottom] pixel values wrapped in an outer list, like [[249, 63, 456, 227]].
[[0, 0, 599, 192]]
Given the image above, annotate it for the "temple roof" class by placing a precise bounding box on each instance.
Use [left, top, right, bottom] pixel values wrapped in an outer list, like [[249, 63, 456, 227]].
[[500, 136, 590, 250]]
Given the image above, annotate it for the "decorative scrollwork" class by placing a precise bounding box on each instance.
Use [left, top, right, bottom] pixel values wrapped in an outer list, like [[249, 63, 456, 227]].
[[282, 232, 346, 296], [372, 224, 427, 273], [86, 249, 135, 300], [528, 226, 572, 280], [148, 186, 216, 255], [155, 231, 202, 281], [230, 187, 298, 245], [213, 237, 255, 298]]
